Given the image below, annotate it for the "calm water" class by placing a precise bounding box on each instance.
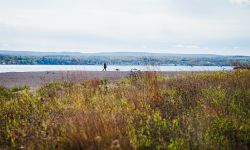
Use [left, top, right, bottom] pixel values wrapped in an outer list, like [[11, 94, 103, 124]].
[[0, 65, 233, 73]]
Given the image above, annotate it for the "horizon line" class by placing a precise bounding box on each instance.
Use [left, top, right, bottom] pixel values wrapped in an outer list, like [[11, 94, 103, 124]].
[[0, 49, 249, 57]]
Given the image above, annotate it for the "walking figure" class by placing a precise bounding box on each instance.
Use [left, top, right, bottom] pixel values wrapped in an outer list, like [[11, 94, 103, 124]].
[[103, 63, 107, 71]]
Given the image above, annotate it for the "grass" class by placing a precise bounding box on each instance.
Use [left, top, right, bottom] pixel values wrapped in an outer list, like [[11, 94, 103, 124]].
[[0, 70, 250, 149]]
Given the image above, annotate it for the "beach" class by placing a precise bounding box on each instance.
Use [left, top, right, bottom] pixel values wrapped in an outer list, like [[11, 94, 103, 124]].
[[0, 71, 198, 88]]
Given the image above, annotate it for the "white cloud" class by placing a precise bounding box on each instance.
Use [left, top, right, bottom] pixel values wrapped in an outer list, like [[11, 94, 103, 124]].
[[230, 0, 250, 6], [186, 45, 200, 49], [0, 0, 249, 55], [173, 44, 202, 49], [174, 44, 200, 49], [174, 44, 185, 48]]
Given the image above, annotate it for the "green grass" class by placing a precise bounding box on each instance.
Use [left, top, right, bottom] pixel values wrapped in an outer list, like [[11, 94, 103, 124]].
[[0, 71, 250, 149]]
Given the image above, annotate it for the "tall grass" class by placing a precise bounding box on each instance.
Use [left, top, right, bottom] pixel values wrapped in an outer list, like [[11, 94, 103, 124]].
[[0, 71, 249, 149]]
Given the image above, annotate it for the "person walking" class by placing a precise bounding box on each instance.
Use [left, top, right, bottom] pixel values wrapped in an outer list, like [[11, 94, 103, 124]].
[[103, 63, 107, 71]]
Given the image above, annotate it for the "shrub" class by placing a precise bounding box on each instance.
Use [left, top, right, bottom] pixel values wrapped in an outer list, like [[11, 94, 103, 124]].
[[0, 71, 249, 149]]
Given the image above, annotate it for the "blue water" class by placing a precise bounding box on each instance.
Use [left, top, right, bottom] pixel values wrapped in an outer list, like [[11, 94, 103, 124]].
[[0, 65, 233, 73]]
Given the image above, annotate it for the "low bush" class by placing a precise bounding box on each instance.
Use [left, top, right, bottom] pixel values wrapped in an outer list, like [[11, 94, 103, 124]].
[[0, 71, 249, 149]]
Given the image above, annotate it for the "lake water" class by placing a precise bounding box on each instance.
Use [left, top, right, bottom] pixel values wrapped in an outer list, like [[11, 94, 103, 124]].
[[0, 65, 233, 73]]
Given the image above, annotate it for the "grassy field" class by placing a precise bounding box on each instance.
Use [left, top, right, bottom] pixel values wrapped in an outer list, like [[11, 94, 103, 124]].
[[0, 71, 250, 149]]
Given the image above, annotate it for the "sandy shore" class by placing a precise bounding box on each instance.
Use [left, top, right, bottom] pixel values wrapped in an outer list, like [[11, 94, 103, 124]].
[[0, 71, 198, 88]]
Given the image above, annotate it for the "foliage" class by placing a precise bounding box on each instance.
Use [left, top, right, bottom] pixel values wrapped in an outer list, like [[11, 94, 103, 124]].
[[0, 71, 250, 149], [1, 54, 250, 66]]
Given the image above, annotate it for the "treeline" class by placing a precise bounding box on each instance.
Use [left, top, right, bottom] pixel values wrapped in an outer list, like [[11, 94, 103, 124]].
[[0, 55, 250, 66]]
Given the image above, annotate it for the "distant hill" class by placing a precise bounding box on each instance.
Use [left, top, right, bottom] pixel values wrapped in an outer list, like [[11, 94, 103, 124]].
[[0, 50, 221, 57], [86, 52, 220, 57], [0, 50, 82, 56], [0, 50, 249, 66]]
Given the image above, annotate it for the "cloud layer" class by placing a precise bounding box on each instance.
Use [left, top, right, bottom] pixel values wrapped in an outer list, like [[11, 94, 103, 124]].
[[0, 0, 249, 55], [230, 0, 250, 6]]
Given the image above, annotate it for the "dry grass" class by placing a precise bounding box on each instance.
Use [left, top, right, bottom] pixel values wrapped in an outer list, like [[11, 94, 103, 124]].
[[0, 70, 250, 149]]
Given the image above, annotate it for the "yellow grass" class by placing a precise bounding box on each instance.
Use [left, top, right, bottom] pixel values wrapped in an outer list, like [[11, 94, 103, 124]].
[[0, 70, 250, 149]]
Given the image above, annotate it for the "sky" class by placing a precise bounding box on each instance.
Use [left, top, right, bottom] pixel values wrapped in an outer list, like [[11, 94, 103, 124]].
[[0, 0, 250, 55]]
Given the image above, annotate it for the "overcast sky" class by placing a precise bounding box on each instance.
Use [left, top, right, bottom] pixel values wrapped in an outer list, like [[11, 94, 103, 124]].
[[0, 0, 250, 55]]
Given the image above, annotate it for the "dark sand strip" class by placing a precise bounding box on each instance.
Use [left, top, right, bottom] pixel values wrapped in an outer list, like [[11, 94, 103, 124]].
[[0, 71, 199, 88]]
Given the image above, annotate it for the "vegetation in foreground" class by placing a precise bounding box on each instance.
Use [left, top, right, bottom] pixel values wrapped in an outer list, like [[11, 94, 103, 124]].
[[0, 71, 250, 149]]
